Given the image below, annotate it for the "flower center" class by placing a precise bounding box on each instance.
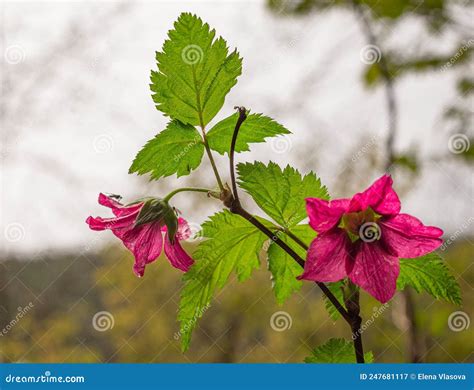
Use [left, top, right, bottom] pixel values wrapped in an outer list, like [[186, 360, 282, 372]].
[[340, 207, 381, 243]]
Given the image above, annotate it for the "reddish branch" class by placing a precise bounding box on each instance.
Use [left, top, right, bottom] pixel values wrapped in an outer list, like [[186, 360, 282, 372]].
[[226, 106, 365, 363]]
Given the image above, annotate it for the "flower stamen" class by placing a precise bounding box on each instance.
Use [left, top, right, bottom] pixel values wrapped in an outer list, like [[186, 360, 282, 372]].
[[340, 207, 381, 242]]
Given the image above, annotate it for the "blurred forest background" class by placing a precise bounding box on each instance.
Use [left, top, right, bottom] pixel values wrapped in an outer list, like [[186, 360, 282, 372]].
[[0, 0, 473, 363]]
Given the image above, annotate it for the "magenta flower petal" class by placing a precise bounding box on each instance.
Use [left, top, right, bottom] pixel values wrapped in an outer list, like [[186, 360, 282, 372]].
[[162, 217, 192, 239], [380, 213, 443, 258], [349, 241, 399, 303], [160, 217, 194, 271], [98, 192, 122, 209], [87, 195, 201, 277], [348, 175, 401, 216], [98, 193, 142, 217], [86, 210, 140, 231], [298, 228, 352, 282], [302, 175, 443, 304], [120, 222, 164, 277], [176, 217, 192, 240], [87, 194, 142, 230], [306, 198, 350, 233], [163, 235, 194, 272]]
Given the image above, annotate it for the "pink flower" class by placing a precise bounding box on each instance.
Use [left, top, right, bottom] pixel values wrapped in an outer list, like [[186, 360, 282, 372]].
[[86, 193, 194, 277], [298, 175, 443, 303]]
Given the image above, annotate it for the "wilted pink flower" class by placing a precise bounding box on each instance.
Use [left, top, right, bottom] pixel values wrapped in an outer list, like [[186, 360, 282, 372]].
[[299, 175, 443, 303], [86, 193, 194, 277]]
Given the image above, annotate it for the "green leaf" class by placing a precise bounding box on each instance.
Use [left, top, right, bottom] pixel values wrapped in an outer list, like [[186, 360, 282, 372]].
[[397, 253, 462, 305], [237, 162, 329, 228], [305, 338, 374, 363], [151, 13, 242, 126], [178, 211, 271, 350], [129, 120, 204, 180], [207, 113, 291, 155], [323, 280, 346, 321], [267, 224, 315, 305]]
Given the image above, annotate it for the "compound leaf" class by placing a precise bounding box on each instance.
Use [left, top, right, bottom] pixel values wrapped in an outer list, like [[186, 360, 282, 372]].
[[151, 13, 242, 126]]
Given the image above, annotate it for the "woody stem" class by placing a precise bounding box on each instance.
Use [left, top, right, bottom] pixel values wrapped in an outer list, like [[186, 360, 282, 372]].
[[226, 106, 352, 324], [281, 227, 365, 363], [198, 106, 365, 362], [226, 106, 365, 362], [231, 201, 351, 323], [346, 281, 365, 363]]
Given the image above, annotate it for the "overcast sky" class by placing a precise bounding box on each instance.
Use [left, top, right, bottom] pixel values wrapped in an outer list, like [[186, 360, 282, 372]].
[[1, 0, 472, 255]]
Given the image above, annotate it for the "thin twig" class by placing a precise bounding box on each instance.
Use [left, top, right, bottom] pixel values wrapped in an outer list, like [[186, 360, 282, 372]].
[[163, 187, 213, 202], [345, 281, 365, 363], [283, 228, 310, 250], [232, 203, 352, 324], [229, 106, 247, 201]]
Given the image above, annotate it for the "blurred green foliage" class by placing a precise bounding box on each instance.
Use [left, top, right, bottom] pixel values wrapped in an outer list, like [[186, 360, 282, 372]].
[[0, 238, 472, 363], [269, 0, 450, 29], [269, 0, 473, 168], [363, 48, 473, 88]]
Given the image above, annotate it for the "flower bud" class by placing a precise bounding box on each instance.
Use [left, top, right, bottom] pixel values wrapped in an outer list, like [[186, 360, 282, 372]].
[[134, 198, 176, 231]]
